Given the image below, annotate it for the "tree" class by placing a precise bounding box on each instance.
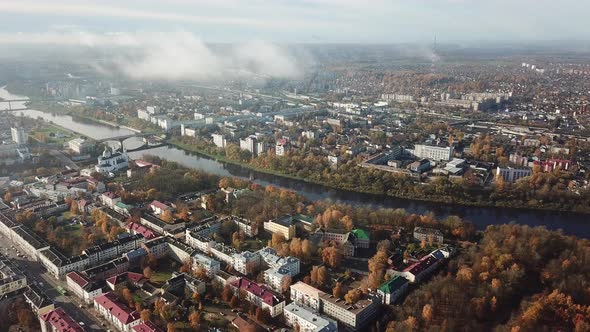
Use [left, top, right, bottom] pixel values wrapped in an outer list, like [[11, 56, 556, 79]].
[[271, 233, 286, 249], [140, 309, 151, 322], [341, 215, 354, 231], [368, 250, 389, 289], [70, 201, 79, 214], [301, 239, 313, 261], [180, 260, 192, 274], [290, 238, 302, 258], [122, 288, 134, 307], [167, 322, 176, 332], [344, 288, 363, 304], [189, 310, 201, 328], [232, 232, 242, 249], [3, 192, 12, 203], [143, 266, 153, 279], [321, 246, 342, 268], [16, 308, 34, 327], [310, 266, 319, 286], [333, 282, 344, 299], [317, 266, 328, 287], [194, 267, 207, 280], [161, 210, 174, 223], [281, 275, 293, 293], [422, 304, 433, 322]]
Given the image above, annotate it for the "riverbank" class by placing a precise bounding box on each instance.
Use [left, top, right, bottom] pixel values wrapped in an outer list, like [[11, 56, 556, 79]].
[[25, 101, 143, 134], [168, 139, 590, 215]]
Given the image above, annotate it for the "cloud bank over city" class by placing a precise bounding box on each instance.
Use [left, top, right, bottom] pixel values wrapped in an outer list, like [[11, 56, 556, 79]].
[[0, 30, 312, 81]]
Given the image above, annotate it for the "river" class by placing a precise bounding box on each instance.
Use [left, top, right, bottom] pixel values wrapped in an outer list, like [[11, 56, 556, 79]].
[[2, 87, 589, 237], [1, 86, 145, 149]]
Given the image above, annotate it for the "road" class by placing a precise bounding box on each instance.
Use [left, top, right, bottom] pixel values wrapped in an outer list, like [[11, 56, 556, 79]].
[[49, 149, 80, 171], [0, 232, 113, 331]]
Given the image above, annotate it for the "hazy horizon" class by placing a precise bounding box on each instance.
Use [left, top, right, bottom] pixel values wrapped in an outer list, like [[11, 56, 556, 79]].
[[0, 0, 589, 44]]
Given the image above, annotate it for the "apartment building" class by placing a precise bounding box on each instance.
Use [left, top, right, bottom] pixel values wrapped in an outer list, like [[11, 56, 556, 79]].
[[264, 215, 297, 240], [230, 278, 286, 317], [290, 282, 325, 312], [94, 292, 141, 332], [40, 307, 85, 332], [0, 253, 27, 297], [319, 293, 379, 330], [66, 271, 104, 304], [284, 302, 337, 332]]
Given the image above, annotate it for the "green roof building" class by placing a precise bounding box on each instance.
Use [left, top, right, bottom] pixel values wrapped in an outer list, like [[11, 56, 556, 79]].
[[377, 276, 409, 304], [351, 229, 370, 248]]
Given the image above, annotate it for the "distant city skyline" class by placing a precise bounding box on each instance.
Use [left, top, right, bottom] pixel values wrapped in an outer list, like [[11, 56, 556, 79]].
[[0, 0, 588, 44]]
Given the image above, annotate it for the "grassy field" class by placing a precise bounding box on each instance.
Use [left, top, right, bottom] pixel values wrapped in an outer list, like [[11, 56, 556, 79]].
[[150, 270, 173, 284], [31, 125, 73, 144]]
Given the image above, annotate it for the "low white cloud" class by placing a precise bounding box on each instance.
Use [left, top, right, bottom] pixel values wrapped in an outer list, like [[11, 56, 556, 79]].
[[0, 30, 312, 81]]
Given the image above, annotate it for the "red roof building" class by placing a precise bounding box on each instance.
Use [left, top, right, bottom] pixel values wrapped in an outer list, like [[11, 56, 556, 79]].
[[230, 277, 285, 317], [126, 222, 158, 239], [132, 321, 165, 332], [106, 272, 145, 291], [94, 292, 141, 329], [40, 307, 85, 332], [149, 200, 172, 214]]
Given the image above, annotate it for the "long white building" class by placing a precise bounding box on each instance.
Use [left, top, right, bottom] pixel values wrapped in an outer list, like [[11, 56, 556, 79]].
[[411, 144, 453, 161]]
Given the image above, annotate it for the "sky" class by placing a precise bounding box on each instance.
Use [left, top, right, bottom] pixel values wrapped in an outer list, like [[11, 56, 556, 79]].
[[0, 0, 588, 44], [0, 0, 587, 82]]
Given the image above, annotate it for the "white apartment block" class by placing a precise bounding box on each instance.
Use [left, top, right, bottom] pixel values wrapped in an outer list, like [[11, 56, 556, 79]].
[[212, 134, 228, 148], [0, 253, 27, 297], [38, 248, 89, 279], [66, 271, 104, 304], [258, 247, 300, 277], [319, 293, 379, 330], [290, 282, 325, 311], [232, 251, 261, 275], [284, 302, 337, 332], [11, 127, 26, 145], [137, 109, 151, 122], [192, 253, 221, 276], [412, 144, 453, 161], [496, 167, 532, 183], [263, 215, 297, 240]]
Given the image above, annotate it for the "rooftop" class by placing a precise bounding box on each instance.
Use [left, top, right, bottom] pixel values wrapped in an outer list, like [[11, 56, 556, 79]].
[[132, 321, 165, 332], [23, 284, 53, 310], [290, 281, 326, 299], [351, 229, 370, 240], [284, 302, 337, 332], [94, 292, 140, 325], [40, 307, 85, 332], [378, 276, 408, 294], [231, 277, 284, 307], [269, 214, 296, 227], [319, 292, 377, 315]]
